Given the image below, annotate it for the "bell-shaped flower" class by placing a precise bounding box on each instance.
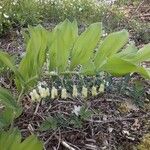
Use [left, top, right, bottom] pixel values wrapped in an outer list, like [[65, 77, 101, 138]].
[[92, 86, 97, 96], [61, 88, 67, 99], [82, 86, 88, 98], [51, 87, 58, 99], [99, 84, 105, 93], [45, 88, 50, 96], [32, 89, 41, 102], [30, 91, 36, 101], [72, 85, 78, 97]]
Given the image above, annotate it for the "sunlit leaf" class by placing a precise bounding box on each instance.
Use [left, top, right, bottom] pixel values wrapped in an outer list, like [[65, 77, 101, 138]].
[[49, 19, 78, 72], [101, 56, 150, 79], [70, 22, 102, 69], [94, 30, 129, 69], [132, 43, 150, 63]]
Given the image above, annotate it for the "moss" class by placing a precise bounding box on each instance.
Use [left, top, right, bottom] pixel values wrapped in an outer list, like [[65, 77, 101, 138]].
[[137, 134, 150, 150]]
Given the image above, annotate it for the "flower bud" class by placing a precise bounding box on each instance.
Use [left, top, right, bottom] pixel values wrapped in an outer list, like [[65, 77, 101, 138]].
[[61, 88, 67, 99], [99, 84, 105, 93], [45, 88, 50, 96], [72, 85, 78, 97], [32, 89, 41, 102], [82, 86, 88, 98], [51, 87, 57, 99], [38, 86, 45, 97], [92, 86, 97, 96], [30, 92, 36, 101]]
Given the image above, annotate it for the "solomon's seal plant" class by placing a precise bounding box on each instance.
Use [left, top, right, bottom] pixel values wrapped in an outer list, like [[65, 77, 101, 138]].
[[0, 19, 150, 101], [0, 19, 149, 149]]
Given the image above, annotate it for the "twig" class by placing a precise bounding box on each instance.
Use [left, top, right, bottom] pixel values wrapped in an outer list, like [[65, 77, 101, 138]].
[[88, 113, 150, 124], [44, 129, 59, 145], [66, 142, 81, 150], [56, 129, 61, 150], [138, 13, 150, 17], [34, 102, 40, 115], [17, 87, 24, 103], [55, 135, 75, 150]]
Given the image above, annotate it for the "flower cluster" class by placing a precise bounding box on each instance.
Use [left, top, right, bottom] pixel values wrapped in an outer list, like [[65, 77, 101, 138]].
[[30, 82, 50, 102], [29, 81, 105, 102]]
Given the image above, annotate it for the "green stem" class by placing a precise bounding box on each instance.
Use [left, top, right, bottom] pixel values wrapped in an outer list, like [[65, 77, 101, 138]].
[[17, 87, 24, 103], [45, 71, 80, 77]]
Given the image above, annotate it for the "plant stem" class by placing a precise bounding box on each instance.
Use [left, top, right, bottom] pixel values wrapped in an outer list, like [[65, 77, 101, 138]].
[[17, 87, 24, 103]]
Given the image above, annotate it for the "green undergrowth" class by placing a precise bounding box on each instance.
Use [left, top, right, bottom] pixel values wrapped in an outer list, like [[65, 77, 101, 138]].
[[0, 0, 149, 44]]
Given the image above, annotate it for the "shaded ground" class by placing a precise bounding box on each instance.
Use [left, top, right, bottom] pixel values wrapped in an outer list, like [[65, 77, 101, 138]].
[[12, 75, 150, 150]]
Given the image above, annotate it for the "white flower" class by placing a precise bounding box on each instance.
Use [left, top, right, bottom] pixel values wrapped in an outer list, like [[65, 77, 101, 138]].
[[72, 105, 81, 116], [30, 92, 36, 101], [61, 88, 67, 99], [3, 14, 9, 18], [51, 87, 58, 99], [72, 85, 78, 97], [31, 89, 41, 102], [99, 84, 105, 93], [92, 86, 97, 96], [0, 6, 2, 9], [38, 85, 49, 98], [38, 81, 47, 86], [45, 88, 50, 96], [82, 86, 88, 98]]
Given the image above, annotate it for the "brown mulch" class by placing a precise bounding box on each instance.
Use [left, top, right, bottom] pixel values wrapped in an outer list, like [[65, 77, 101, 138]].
[[12, 75, 150, 150], [14, 95, 150, 150]]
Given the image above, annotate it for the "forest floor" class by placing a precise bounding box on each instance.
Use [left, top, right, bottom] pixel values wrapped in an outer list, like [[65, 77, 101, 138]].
[[0, 1, 150, 150]]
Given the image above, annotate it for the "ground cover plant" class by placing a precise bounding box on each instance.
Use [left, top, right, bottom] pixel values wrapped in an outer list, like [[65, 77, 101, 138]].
[[0, 17, 150, 149], [0, 0, 149, 46]]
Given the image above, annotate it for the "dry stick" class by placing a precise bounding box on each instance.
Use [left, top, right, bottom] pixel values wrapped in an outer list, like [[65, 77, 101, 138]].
[[55, 129, 61, 150], [138, 13, 150, 17], [44, 129, 59, 145], [34, 102, 40, 115], [66, 142, 81, 150], [55, 135, 75, 150], [89, 113, 150, 124]]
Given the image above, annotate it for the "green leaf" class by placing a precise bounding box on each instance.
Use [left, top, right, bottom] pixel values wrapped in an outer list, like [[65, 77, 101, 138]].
[[0, 87, 19, 110], [70, 22, 102, 69], [81, 60, 96, 75], [0, 129, 21, 150], [94, 30, 129, 69], [0, 87, 22, 128], [0, 51, 25, 86], [19, 135, 43, 150], [40, 117, 58, 131], [49, 19, 78, 72], [79, 107, 93, 120], [0, 108, 15, 128], [132, 43, 150, 63], [0, 129, 43, 150], [101, 56, 150, 79], [116, 42, 138, 60], [17, 25, 48, 89]]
